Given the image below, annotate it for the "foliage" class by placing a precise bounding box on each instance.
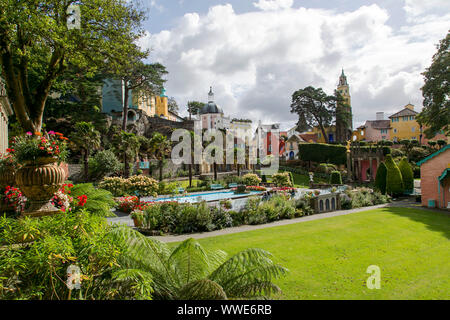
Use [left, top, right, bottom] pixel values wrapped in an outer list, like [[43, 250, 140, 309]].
[[127, 175, 159, 197], [10, 131, 68, 163], [98, 177, 132, 197], [298, 143, 347, 165], [0, 0, 148, 132], [416, 31, 450, 137], [329, 171, 342, 185], [271, 172, 292, 187], [408, 147, 430, 163], [390, 148, 404, 158], [0, 152, 17, 172], [242, 173, 262, 186], [0, 210, 152, 300], [167, 97, 179, 114], [66, 184, 116, 217], [290, 86, 337, 143], [116, 196, 140, 214], [108, 231, 287, 300], [88, 150, 122, 181], [187, 101, 205, 117], [111, 130, 140, 178], [341, 188, 390, 209], [398, 158, 414, 193], [384, 155, 404, 196], [374, 162, 387, 194], [1, 186, 25, 213]]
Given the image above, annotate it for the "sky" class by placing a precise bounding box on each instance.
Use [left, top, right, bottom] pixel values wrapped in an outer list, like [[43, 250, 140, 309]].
[[136, 0, 450, 130]]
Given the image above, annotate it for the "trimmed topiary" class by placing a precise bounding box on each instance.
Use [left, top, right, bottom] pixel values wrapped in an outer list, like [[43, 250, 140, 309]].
[[374, 162, 387, 194], [398, 157, 414, 193], [385, 154, 404, 196], [329, 171, 342, 185]]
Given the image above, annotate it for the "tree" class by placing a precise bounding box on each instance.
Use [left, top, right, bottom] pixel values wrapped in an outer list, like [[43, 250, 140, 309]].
[[0, 0, 147, 133], [416, 31, 450, 138], [69, 122, 101, 182], [112, 130, 140, 178], [385, 154, 404, 196], [398, 157, 414, 193], [374, 162, 387, 194], [110, 229, 287, 300], [168, 97, 179, 114], [187, 101, 204, 119], [437, 139, 447, 149], [148, 132, 171, 181], [118, 61, 167, 131], [334, 90, 352, 143], [290, 86, 336, 143]]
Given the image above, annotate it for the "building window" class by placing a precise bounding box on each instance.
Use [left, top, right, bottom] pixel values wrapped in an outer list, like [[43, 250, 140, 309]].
[[412, 136, 416, 140], [393, 128, 397, 133], [411, 127, 415, 132], [410, 116, 414, 120], [382, 136, 386, 140], [403, 116, 409, 121]]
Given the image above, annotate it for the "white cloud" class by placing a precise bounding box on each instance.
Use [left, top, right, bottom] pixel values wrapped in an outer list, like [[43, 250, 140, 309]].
[[140, 3, 449, 129], [403, 0, 450, 17], [253, 0, 293, 11]]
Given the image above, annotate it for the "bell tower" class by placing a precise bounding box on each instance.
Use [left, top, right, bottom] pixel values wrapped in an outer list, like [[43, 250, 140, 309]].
[[335, 69, 353, 143]]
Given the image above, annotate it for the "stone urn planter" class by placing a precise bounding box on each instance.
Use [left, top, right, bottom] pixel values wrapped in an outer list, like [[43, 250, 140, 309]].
[[0, 166, 16, 213], [15, 157, 65, 217]]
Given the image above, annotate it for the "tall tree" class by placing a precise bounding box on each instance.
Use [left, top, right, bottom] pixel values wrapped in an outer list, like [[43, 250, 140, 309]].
[[290, 86, 336, 143], [69, 121, 101, 182], [168, 96, 179, 114], [416, 31, 450, 138], [118, 60, 167, 131], [148, 132, 171, 181], [112, 130, 140, 178], [0, 0, 147, 132], [187, 101, 204, 120]]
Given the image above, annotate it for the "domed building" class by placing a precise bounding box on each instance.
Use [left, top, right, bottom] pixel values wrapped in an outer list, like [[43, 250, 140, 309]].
[[199, 87, 230, 130]]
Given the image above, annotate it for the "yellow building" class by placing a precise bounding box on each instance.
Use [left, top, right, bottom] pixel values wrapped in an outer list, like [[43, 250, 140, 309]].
[[388, 104, 420, 143], [309, 125, 336, 144], [132, 88, 184, 122]]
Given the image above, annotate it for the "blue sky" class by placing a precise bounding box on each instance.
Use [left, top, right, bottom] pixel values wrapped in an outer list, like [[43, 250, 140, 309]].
[[136, 0, 450, 130]]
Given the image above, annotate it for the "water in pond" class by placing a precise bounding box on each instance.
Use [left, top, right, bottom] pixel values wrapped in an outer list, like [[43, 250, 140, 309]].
[[149, 191, 264, 204]]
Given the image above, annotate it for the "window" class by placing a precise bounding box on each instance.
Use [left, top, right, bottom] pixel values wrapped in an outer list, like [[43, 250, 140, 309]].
[[393, 128, 397, 133], [403, 116, 409, 121], [410, 116, 414, 120], [411, 127, 415, 132], [381, 136, 386, 140], [412, 136, 416, 140]]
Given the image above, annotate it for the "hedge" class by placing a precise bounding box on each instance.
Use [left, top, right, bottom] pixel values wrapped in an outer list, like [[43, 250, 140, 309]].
[[298, 143, 347, 165], [329, 171, 342, 185], [374, 162, 387, 194], [398, 157, 414, 193], [385, 154, 404, 196]]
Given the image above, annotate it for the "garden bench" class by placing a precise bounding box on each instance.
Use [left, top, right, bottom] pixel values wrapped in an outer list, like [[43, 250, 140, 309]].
[[228, 183, 238, 188], [210, 184, 224, 190]]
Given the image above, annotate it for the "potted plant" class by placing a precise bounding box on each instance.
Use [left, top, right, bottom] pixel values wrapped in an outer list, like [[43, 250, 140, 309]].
[[0, 152, 18, 213], [130, 209, 144, 228], [11, 131, 68, 217]]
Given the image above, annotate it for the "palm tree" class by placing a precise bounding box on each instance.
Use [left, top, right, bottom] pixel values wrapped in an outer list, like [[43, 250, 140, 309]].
[[69, 122, 101, 182], [110, 227, 288, 300], [148, 132, 172, 181], [112, 130, 140, 178]]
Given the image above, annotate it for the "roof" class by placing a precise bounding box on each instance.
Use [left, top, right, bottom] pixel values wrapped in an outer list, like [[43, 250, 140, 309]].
[[388, 107, 418, 118], [438, 168, 450, 182], [200, 102, 223, 114], [367, 120, 391, 129], [416, 144, 450, 166], [299, 133, 319, 143]]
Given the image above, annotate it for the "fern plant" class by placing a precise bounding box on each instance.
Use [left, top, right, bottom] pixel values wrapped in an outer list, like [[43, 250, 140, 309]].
[[70, 183, 116, 217], [109, 226, 287, 300]]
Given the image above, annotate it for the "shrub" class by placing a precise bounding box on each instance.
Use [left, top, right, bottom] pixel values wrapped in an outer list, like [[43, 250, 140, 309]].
[[69, 183, 116, 217], [316, 163, 337, 174], [272, 172, 292, 187], [408, 147, 430, 163], [99, 177, 131, 197], [235, 185, 247, 194], [398, 157, 414, 193], [116, 196, 140, 214], [384, 154, 404, 196], [297, 143, 347, 165], [390, 148, 404, 158], [89, 150, 122, 180], [329, 171, 342, 185], [210, 207, 233, 230], [127, 175, 159, 197], [374, 162, 387, 194], [242, 173, 262, 186]]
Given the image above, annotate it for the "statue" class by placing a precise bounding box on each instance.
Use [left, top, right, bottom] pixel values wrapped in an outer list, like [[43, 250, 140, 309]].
[[346, 140, 351, 153]]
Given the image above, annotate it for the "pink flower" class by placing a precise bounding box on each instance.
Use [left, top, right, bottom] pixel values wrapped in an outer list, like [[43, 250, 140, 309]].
[[26, 132, 32, 136], [48, 131, 55, 135]]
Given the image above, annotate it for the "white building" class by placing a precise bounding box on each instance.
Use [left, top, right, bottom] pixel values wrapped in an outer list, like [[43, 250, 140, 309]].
[[198, 87, 230, 130]]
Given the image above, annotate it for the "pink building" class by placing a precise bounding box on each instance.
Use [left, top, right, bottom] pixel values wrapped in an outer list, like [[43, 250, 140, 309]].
[[358, 112, 391, 142], [417, 145, 450, 209]]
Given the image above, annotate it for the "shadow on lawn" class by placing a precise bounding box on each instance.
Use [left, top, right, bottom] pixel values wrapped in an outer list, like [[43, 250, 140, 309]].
[[382, 203, 450, 240]]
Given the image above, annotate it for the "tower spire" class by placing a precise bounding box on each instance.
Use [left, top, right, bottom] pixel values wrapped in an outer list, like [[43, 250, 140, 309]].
[[208, 86, 214, 103]]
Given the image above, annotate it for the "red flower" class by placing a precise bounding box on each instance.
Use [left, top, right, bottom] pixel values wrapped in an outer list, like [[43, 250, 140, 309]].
[[77, 195, 87, 207]]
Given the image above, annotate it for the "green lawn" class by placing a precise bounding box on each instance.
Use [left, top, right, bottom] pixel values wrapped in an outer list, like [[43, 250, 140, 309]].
[[288, 172, 327, 188], [195, 207, 450, 299]]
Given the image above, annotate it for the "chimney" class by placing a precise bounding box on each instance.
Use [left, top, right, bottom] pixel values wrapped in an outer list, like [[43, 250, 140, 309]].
[[376, 112, 384, 120]]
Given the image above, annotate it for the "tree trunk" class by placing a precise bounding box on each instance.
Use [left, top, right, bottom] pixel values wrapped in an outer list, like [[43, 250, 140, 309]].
[[122, 81, 129, 131], [124, 154, 129, 178], [237, 164, 240, 176], [159, 161, 163, 181], [213, 162, 217, 181], [83, 149, 89, 182], [188, 163, 192, 187], [319, 124, 329, 144]]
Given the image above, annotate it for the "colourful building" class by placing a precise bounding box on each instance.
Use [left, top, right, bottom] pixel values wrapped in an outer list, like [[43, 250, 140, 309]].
[[335, 69, 353, 142], [417, 145, 450, 209], [352, 112, 390, 142], [0, 78, 13, 153], [388, 104, 420, 143]]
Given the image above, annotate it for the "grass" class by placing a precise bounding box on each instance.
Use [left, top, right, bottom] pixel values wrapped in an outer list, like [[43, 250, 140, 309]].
[[194, 207, 450, 299], [288, 172, 327, 188], [170, 179, 201, 189]]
